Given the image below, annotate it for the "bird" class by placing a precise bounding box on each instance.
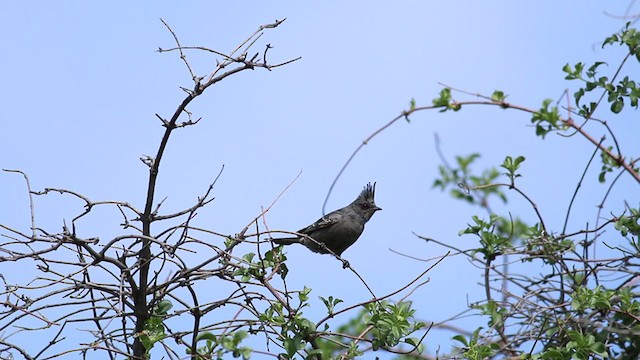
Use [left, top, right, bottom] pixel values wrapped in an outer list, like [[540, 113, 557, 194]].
[[272, 182, 381, 263]]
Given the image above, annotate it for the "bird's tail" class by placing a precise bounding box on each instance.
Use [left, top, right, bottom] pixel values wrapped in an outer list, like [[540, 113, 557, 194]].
[[271, 237, 300, 245]]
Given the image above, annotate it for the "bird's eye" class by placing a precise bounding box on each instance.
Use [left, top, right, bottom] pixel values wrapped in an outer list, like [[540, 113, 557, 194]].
[[361, 203, 370, 209]]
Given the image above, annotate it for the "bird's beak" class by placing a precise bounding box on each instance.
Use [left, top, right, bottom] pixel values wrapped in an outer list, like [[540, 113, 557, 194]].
[[374, 206, 382, 211]]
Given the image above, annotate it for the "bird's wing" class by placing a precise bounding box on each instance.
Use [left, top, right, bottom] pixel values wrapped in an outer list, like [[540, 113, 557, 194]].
[[298, 211, 343, 234]]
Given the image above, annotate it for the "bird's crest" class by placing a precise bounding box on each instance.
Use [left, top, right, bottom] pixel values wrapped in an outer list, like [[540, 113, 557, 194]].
[[360, 182, 376, 201]]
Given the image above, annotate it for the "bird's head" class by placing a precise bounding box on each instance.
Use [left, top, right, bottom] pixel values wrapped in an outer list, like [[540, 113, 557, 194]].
[[352, 182, 382, 220]]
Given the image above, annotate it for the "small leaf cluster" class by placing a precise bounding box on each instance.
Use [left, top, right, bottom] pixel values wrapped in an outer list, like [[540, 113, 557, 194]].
[[603, 22, 640, 60], [571, 285, 617, 311], [563, 23, 640, 115], [433, 153, 505, 204], [540, 284, 640, 360], [314, 307, 367, 359], [500, 155, 525, 185], [233, 247, 288, 282], [530, 98, 562, 138], [490, 90, 508, 103], [598, 146, 620, 183], [432, 88, 461, 112], [571, 284, 640, 315], [452, 328, 500, 360], [540, 331, 608, 360], [614, 207, 640, 237], [473, 300, 506, 329], [138, 300, 173, 356], [523, 232, 573, 263], [190, 331, 252, 360], [319, 295, 344, 315], [434, 154, 534, 248], [363, 300, 425, 352], [258, 287, 318, 359], [460, 215, 514, 261], [598, 146, 639, 183]]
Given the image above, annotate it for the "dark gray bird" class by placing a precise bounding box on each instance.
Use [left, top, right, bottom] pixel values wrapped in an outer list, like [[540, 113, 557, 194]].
[[272, 182, 381, 258]]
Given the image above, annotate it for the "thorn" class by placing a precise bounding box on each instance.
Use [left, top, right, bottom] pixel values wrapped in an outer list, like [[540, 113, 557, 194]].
[[140, 155, 155, 168], [155, 114, 169, 127]]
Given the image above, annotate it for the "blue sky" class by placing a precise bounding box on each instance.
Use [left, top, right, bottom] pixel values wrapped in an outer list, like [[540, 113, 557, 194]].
[[1, 2, 637, 358]]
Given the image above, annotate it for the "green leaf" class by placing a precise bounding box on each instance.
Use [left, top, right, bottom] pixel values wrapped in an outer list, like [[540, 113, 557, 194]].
[[155, 300, 173, 315], [298, 286, 311, 302], [452, 334, 468, 346], [611, 98, 624, 113], [242, 252, 255, 263], [602, 33, 619, 47], [491, 90, 507, 102], [432, 88, 452, 108], [195, 332, 217, 342], [500, 155, 526, 180], [586, 62, 606, 78]]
